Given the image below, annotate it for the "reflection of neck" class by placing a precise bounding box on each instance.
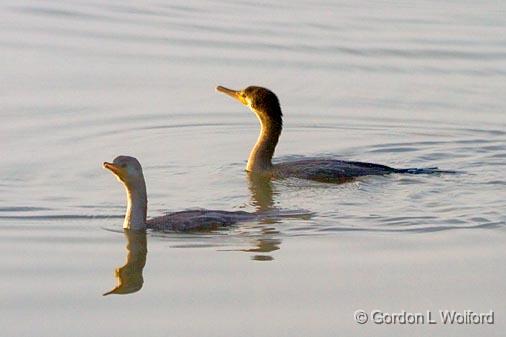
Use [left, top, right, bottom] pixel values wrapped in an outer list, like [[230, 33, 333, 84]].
[[125, 230, 147, 271], [248, 173, 274, 211], [247, 115, 281, 173], [103, 230, 147, 296], [123, 180, 147, 231]]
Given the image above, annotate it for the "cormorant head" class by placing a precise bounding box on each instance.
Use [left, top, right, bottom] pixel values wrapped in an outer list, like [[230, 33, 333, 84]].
[[216, 85, 283, 128], [103, 155, 144, 186]]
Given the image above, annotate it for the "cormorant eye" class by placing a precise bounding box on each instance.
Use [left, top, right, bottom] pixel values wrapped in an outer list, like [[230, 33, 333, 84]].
[[120, 163, 127, 168]]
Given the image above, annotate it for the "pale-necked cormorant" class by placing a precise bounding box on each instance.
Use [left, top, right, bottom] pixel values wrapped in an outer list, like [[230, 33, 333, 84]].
[[103, 155, 294, 231]]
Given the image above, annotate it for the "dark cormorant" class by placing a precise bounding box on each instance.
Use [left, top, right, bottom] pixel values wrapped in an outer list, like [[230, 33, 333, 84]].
[[217, 85, 452, 183]]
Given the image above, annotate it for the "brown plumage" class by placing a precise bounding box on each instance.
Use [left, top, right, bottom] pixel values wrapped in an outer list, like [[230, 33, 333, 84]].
[[216, 85, 451, 182]]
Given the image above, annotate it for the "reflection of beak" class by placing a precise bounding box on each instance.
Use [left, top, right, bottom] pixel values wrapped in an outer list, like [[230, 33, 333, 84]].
[[103, 162, 125, 178], [102, 289, 117, 296], [216, 86, 246, 105]]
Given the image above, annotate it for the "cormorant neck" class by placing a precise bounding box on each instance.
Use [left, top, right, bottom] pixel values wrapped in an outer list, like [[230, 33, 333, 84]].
[[123, 179, 147, 231], [246, 111, 282, 173]]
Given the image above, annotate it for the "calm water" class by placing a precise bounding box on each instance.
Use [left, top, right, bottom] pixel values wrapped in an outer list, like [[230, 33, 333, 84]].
[[1, 0, 505, 336]]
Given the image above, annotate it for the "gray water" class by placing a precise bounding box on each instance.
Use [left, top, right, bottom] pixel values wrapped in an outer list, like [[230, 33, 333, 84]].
[[1, 1, 505, 336]]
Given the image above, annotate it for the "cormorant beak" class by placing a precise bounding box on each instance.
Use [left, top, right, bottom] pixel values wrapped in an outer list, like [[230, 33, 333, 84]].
[[103, 162, 125, 178], [216, 86, 247, 105]]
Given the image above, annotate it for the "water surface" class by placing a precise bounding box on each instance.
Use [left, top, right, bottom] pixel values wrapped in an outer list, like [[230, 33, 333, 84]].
[[1, 1, 505, 336]]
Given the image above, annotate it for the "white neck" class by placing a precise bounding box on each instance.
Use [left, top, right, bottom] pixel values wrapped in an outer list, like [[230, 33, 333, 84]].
[[246, 115, 281, 173], [123, 181, 147, 231]]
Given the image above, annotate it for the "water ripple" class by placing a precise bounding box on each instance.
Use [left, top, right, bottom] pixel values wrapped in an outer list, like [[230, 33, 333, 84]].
[[1, 0, 505, 237]]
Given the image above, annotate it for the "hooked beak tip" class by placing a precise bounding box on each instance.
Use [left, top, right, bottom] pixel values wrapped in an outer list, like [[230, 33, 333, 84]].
[[216, 85, 231, 94], [216, 85, 244, 104], [103, 162, 121, 175]]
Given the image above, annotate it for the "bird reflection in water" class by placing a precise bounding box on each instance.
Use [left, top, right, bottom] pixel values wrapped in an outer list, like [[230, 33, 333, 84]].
[[103, 230, 147, 296], [103, 174, 306, 295], [239, 173, 282, 261]]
